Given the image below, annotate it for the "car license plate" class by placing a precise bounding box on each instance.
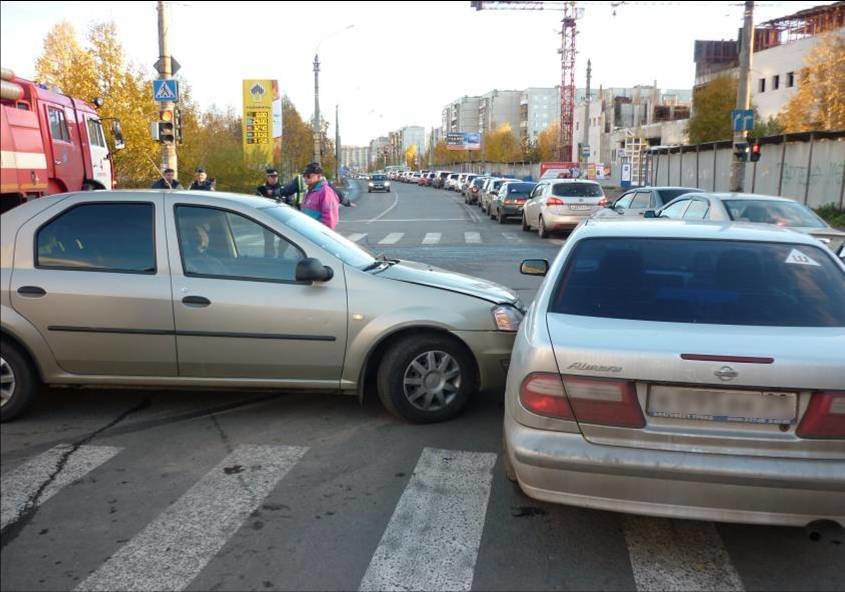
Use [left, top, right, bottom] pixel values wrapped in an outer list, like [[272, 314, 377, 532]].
[[569, 205, 591, 211], [646, 386, 797, 425]]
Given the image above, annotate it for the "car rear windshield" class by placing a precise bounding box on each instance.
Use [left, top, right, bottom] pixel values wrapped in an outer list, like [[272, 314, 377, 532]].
[[508, 183, 535, 195], [549, 237, 845, 327], [472, 178, 487, 187], [659, 189, 698, 202], [552, 183, 603, 198], [723, 199, 827, 228]]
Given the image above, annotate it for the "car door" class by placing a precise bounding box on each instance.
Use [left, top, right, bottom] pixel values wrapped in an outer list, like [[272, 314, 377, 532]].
[[525, 183, 545, 225], [44, 103, 84, 192], [10, 194, 177, 376], [166, 199, 348, 384], [659, 198, 692, 219]]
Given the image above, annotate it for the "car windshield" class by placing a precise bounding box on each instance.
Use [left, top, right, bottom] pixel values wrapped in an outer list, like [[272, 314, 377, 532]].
[[723, 199, 827, 228], [659, 189, 698, 202], [262, 205, 377, 269], [372, 175, 386, 181], [550, 237, 845, 327], [552, 183, 603, 198]]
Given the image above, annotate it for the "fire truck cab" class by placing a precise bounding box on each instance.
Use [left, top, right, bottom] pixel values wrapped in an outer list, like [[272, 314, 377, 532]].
[[1, 67, 124, 213]]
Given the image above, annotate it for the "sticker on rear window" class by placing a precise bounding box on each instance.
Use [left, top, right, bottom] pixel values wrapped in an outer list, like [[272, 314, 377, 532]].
[[784, 249, 821, 267]]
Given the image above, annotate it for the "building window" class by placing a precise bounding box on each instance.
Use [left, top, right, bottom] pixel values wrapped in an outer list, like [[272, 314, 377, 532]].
[[787, 71, 795, 87], [758, 78, 766, 93], [772, 75, 779, 90]]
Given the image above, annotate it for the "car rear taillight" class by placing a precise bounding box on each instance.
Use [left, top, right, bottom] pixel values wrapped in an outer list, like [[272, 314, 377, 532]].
[[472, 187, 478, 193], [519, 373, 574, 420], [562, 376, 645, 428], [547, 197, 566, 206], [797, 391, 845, 439]]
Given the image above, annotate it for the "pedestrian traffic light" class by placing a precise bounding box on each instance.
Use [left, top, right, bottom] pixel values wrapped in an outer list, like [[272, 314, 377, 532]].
[[174, 107, 183, 144], [733, 141, 749, 162], [750, 139, 762, 162], [158, 109, 175, 144]]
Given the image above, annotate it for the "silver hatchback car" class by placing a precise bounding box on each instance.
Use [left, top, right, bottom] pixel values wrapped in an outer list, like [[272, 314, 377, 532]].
[[522, 179, 607, 238], [505, 218, 845, 527], [1, 191, 524, 423]]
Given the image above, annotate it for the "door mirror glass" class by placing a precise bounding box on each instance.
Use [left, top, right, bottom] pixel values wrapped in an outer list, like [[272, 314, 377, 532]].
[[520, 259, 549, 277], [644, 209, 657, 218]]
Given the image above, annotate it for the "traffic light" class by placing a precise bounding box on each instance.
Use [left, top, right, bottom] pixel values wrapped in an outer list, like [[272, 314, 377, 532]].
[[749, 139, 761, 162], [174, 107, 183, 144], [733, 141, 749, 162], [158, 109, 175, 144]]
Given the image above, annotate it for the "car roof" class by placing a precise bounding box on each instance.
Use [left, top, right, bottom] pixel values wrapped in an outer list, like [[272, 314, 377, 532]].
[[578, 218, 825, 246], [639, 186, 702, 192], [691, 192, 805, 203], [548, 179, 600, 185]]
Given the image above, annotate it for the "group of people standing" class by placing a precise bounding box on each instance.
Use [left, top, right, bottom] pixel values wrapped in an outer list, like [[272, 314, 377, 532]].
[[151, 162, 351, 229]]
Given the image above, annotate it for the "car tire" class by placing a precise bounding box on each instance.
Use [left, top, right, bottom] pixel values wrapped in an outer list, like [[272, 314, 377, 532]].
[[538, 216, 549, 239], [0, 340, 38, 423], [522, 213, 530, 232], [368, 189, 371, 193], [497, 210, 506, 224], [377, 335, 475, 423]]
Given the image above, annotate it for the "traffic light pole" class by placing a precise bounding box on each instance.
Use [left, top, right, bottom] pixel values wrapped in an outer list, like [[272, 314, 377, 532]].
[[157, 0, 177, 175], [729, 0, 754, 193]]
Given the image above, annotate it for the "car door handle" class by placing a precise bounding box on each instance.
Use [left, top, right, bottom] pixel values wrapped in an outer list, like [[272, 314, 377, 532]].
[[17, 286, 47, 297], [182, 296, 211, 307]]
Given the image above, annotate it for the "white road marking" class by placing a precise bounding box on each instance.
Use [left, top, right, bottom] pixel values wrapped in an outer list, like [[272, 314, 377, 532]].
[[502, 232, 522, 242], [367, 191, 400, 223], [1, 445, 122, 531], [623, 516, 744, 592], [549, 238, 565, 245], [465, 232, 482, 244], [76, 445, 308, 592], [378, 233, 404, 245], [359, 448, 497, 592], [422, 233, 441, 245], [369, 218, 466, 223], [346, 233, 367, 243]]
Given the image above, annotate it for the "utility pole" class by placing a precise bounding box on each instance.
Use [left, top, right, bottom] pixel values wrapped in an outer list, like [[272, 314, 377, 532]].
[[156, 0, 176, 173], [335, 104, 341, 183], [730, 0, 755, 192], [313, 54, 321, 163], [581, 59, 591, 172]]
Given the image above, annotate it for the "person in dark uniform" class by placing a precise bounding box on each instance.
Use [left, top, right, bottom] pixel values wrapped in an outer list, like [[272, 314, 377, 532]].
[[151, 168, 182, 189], [256, 168, 289, 203], [189, 166, 216, 191]]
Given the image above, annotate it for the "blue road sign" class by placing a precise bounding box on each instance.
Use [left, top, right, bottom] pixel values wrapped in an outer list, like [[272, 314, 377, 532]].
[[731, 109, 754, 132], [153, 79, 179, 102]]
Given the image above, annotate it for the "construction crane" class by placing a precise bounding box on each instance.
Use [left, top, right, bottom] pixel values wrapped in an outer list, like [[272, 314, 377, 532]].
[[472, 1, 582, 162]]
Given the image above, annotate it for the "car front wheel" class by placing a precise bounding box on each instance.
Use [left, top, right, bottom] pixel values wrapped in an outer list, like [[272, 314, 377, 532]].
[[0, 340, 37, 422], [377, 335, 475, 423]]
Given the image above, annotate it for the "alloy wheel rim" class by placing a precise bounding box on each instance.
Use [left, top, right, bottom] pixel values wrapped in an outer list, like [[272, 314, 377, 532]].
[[402, 350, 461, 412], [0, 356, 15, 407]]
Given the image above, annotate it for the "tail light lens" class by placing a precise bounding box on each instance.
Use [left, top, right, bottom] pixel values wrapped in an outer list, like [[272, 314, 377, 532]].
[[547, 197, 566, 206], [472, 187, 478, 192], [562, 376, 645, 428], [519, 373, 574, 420], [797, 391, 845, 439]]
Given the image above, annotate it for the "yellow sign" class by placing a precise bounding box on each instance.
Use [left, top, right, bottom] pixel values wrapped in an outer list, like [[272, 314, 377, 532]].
[[242, 80, 280, 165]]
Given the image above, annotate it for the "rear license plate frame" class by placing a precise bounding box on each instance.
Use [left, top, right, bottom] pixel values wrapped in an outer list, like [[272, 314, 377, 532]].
[[646, 386, 798, 425]]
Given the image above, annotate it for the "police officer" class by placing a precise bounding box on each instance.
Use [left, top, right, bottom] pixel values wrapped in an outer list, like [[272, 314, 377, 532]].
[[189, 166, 216, 191], [256, 168, 289, 203], [151, 168, 182, 189]]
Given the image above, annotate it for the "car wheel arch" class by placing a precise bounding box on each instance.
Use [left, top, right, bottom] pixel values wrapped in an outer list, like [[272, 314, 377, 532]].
[[0, 328, 45, 384]]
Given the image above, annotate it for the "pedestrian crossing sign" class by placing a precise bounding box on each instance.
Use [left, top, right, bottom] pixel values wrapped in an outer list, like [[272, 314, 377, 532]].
[[153, 79, 179, 102]]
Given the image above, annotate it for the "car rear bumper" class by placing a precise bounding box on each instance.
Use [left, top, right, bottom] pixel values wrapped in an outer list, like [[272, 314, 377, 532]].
[[505, 417, 845, 527], [542, 210, 597, 229], [500, 205, 525, 217]]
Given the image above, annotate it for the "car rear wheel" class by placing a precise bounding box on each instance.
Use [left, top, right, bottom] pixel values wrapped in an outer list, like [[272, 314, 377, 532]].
[[497, 209, 506, 224], [538, 216, 550, 239], [0, 340, 37, 423], [377, 335, 475, 423], [522, 213, 531, 231]]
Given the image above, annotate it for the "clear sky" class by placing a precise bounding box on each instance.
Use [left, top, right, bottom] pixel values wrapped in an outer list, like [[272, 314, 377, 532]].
[[0, 0, 830, 145]]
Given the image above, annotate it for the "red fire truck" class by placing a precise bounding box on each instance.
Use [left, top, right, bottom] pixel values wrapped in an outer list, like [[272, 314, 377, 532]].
[[1, 67, 124, 213]]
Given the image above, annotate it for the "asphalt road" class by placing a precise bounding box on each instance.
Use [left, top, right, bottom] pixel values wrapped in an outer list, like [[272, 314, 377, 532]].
[[1, 181, 842, 592]]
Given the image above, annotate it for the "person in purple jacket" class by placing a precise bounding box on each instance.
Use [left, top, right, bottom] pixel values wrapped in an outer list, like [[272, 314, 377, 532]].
[[300, 162, 340, 229]]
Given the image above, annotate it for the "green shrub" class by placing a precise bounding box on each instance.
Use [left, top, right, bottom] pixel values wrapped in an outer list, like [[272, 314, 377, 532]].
[[814, 204, 845, 228]]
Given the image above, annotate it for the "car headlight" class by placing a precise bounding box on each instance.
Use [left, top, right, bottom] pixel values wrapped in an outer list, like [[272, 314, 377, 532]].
[[368, 182, 374, 187], [492, 305, 523, 332], [384, 182, 390, 187]]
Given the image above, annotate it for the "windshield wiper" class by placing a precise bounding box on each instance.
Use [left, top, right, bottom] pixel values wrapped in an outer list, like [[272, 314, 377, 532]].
[[362, 254, 399, 272]]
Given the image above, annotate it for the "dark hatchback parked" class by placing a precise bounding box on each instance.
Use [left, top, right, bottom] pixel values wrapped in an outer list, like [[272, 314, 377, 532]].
[[491, 181, 537, 223]]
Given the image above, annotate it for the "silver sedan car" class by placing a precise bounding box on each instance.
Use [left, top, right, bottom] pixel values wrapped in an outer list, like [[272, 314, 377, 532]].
[[1, 191, 524, 423], [505, 218, 845, 527], [521, 179, 608, 238]]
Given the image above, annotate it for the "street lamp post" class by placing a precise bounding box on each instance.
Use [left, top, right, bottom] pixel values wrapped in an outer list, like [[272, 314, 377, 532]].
[[312, 24, 355, 166]]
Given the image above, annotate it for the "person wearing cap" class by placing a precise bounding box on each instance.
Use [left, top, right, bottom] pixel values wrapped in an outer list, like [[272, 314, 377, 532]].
[[256, 168, 289, 203], [151, 168, 182, 190], [300, 162, 339, 229], [189, 166, 216, 191]]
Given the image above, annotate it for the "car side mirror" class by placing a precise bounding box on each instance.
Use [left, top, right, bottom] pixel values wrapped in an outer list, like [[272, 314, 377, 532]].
[[520, 259, 549, 277], [644, 209, 657, 219], [296, 258, 334, 283], [111, 120, 125, 151]]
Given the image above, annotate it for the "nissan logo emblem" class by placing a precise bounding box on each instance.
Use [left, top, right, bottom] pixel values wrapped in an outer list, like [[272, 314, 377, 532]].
[[714, 366, 739, 381]]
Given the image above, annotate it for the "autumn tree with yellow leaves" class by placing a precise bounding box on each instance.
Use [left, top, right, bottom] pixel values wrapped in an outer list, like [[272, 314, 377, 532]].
[[482, 123, 522, 163], [780, 33, 845, 133]]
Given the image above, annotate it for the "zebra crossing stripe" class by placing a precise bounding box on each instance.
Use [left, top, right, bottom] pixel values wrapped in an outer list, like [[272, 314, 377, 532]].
[[502, 232, 522, 242], [359, 448, 497, 592], [347, 233, 367, 243], [378, 233, 404, 245], [623, 516, 744, 592], [464, 232, 482, 244], [1, 444, 121, 531], [76, 445, 308, 592], [422, 232, 441, 245]]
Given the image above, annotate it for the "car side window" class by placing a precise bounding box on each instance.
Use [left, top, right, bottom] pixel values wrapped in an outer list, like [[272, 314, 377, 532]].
[[683, 199, 710, 220], [47, 107, 70, 142], [614, 192, 635, 209], [175, 206, 304, 282], [630, 192, 651, 209], [36, 203, 156, 273], [661, 199, 691, 219]]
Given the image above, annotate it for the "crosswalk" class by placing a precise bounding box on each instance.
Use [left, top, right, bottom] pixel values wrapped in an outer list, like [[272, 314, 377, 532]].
[[341, 230, 565, 246], [0, 442, 759, 592]]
